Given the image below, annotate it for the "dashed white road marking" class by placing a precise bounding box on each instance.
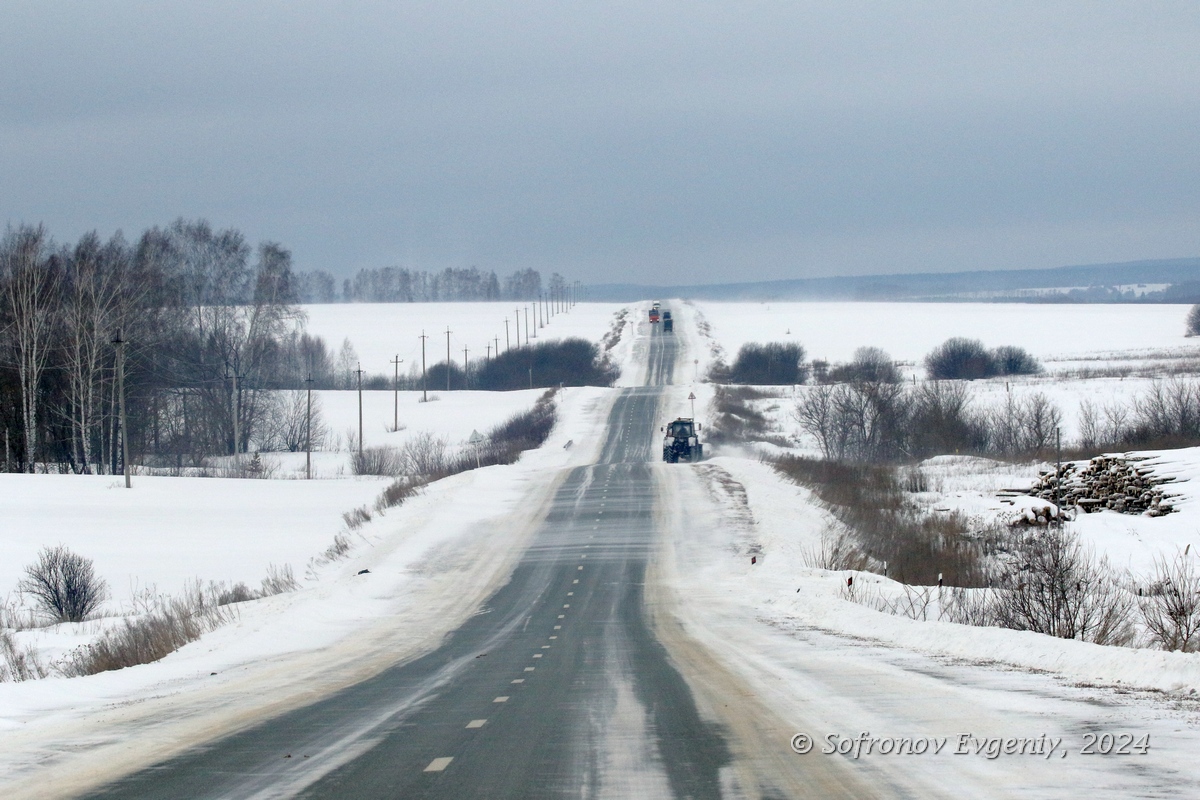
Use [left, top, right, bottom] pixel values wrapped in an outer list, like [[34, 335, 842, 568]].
[[563, 604, 570, 608], [524, 667, 536, 672], [466, 720, 487, 729], [577, 566, 583, 571], [541, 645, 551, 649], [512, 679, 525, 683], [533, 654, 543, 658], [549, 635, 558, 639], [558, 614, 565, 618], [572, 579, 579, 584], [494, 696, 509, 703], [554, 625, 562, 629], [567, 592, 574, 596], [424, 757, 454, 772]]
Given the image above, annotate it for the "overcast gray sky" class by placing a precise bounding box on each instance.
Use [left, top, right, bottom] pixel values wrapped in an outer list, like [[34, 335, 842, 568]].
[[2, 1, 1198, 285]]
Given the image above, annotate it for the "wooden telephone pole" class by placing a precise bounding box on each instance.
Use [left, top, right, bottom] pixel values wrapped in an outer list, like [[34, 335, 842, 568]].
[[305, 374, 313, 479], [356, 362, 364, 453], [419, 331, 429, 402], [390, 355, 403, 431], [112, 329, 131, 488]]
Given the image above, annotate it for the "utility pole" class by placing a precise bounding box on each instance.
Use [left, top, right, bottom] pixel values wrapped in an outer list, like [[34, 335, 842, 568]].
[[1055, 426, 1062, 529], [463, 345, 469, 388], [226, 365, 241, 458], [112, 330, 131, 488], [356, 362, 364, 454], [305, 374, 313, 480], [486, 342, 491, 362], [494, 337, 500, 360], [525, 306, 530, 343], [419, 331, 429, 402], [446, 327, 453, 391], [515, 308, 521, 347], [504, 319, 510, 353], [390, 355, 403, 431]]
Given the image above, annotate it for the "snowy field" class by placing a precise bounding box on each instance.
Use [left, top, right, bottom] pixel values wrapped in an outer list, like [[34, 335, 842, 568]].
[[0, 474, 389, 604], [689, 300, 1200, 376], [301, 301, 625, 377]]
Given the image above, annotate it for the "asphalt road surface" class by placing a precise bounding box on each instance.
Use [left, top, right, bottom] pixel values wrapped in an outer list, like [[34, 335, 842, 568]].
[[88, 316, 728, 798]]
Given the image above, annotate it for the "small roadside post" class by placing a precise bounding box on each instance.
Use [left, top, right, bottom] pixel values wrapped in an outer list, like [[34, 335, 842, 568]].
[[468, 430, 486, 469]]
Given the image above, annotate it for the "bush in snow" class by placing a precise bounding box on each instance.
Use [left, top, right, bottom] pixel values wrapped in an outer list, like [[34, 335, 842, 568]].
[[1187, 304, 1200, 337], [351, 445, 406, 477], [1139, 549, 1200, 652], [61, 581, 234, 676], [19, 545, 108, 623], [1, 631, 47, 682], [924, 338, 998, 380], [260, 563, 300, 596], [726, 342, 808, 385], [826, 347, 902, 384], [992, 345, 1041, 376], [991, 526, 1135, 646], [924, 338, 1040, 380]]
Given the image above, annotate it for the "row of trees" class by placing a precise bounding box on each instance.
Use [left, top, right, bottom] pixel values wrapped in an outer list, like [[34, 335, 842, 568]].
[[794, 369, 1200, 463], [294, 266, 573, 304], [0, 219, 314, 472], [1, 219, 599, 472], [718, 339, 1040, 386], [793, 379, 1063, 462]]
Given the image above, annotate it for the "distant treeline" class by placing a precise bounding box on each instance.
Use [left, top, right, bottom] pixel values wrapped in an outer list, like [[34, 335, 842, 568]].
[[0, 218, 593, 474], [294, 266, 570, 303]]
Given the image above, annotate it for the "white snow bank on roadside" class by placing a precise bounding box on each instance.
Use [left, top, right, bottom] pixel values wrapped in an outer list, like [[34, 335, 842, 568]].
[[673, 457, 1200, 694]]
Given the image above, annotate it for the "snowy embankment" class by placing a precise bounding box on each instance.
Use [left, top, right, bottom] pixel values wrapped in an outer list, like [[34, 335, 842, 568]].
[[664, 454, 1200, 693]]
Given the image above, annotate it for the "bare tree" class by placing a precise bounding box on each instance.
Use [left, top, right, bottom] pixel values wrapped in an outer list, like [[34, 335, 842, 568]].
[[993, 527, 1134, 645], [793, 384, 838, 459], [0, 225, 60, 471], [60, 233, 136, 473], [1140, 549, 1200, 652], [19, 545, 108, 622], [401, 431, 448, 477], [261, 389, 329, 452]]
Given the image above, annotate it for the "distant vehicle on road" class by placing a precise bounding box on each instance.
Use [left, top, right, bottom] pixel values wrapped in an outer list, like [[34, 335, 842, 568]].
[[649, 307, 660, 323], [662, 311, 673, 332], [662, 417, 703, 462]]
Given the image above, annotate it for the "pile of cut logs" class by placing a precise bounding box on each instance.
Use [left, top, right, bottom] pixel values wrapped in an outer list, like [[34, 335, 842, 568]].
[[1025, 455, 1176, 517]]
